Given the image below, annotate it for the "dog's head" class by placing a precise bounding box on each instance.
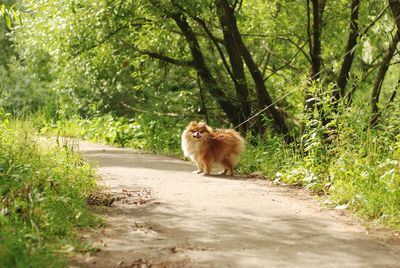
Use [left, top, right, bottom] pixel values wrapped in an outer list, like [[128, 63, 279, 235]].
[[185, 121, 213, 141]]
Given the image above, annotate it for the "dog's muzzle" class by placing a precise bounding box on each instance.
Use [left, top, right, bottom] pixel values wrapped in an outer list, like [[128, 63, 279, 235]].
[[193, 131, 201, 139]]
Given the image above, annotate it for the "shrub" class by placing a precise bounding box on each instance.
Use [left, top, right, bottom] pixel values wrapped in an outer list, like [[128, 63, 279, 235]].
[[0, 110, 100, 267]]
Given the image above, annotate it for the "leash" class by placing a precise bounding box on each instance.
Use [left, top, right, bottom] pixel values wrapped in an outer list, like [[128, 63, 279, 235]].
[[233, 87, 298, 130]]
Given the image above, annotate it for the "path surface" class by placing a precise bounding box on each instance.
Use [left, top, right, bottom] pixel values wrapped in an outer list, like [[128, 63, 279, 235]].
[[70, 141, 400, 268]]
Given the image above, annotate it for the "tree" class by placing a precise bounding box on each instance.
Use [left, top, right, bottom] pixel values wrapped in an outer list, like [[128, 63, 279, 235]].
[[129, 0, 292, 137], [214, 0, 290, 137], [369, 0, 400, 127], [6, 0, 399, 143], [305, 0, 326, 112], [370, 32, 399, 127], [333, 0, 361, 103]]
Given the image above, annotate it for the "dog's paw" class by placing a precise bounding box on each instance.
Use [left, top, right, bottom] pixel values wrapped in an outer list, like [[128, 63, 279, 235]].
[[218, 170, 227, 175], [218, 169, 234, 176], [193, 170, 203, 174]]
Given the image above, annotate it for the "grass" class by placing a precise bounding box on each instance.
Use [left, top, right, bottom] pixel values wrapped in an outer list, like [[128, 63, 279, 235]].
[[40, 113, 186, 155], [0, 111, 101, 267], [240, 140, 400, 229], [38, 112, 400, 230]]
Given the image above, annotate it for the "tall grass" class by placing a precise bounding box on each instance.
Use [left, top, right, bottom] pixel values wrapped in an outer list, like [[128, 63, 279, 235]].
[[240, 102, 400, 229], [0, 110, 100, 267], [41, 113, 186, 155]]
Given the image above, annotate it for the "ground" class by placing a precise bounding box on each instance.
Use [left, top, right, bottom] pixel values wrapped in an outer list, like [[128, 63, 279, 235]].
[[69, 141, 400, 268]]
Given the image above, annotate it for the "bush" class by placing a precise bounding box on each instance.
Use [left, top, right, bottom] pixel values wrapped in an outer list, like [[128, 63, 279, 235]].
[[43, 114, 186, 155], [0, 110, 100, 267], [40, 110, 400, 230]]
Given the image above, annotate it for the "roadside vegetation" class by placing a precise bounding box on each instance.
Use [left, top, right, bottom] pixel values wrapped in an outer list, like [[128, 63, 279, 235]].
[[0, 110, 101, 267], [40, 110, 400, 229], [1, 4, 400, 267]]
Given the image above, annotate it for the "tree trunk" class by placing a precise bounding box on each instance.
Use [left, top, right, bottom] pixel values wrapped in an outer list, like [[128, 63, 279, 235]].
[[216, 6, 251, 129], [170, 13, 241, 126], [309, 0, 324, 81], [389, 0, 400, 30], [370, 0, 400, 127], [333, 0, 360, 102], [215, 0, 291, 139], [304, 0, 326, 111], [370, 32, 399, 127]]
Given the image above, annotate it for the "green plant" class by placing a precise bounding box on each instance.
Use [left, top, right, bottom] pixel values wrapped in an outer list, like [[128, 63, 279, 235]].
[[0, 115, 101, 267], [41, 114, 187, 154]]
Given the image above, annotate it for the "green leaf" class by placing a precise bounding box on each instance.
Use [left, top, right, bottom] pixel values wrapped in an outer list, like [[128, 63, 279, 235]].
[[11, 8, 20, 25], [5, 14, 11, 28]]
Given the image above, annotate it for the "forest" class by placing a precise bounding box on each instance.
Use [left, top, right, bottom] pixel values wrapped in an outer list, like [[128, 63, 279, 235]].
[[1, 0, 400, 266]]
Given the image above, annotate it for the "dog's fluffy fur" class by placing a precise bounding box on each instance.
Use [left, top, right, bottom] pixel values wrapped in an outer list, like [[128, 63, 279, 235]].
[[181, 121, 245, 176]]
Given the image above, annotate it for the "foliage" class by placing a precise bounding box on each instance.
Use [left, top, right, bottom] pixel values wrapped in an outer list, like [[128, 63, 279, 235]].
[[1, 0, 400, 231], [0, 110, 101, 267], [37, 102, 400, 229], [250, 92, 400, 229], [328, 153, 400, 227], [0, 1, 20, 28], [238, 132, 297, 179], [42, 113, 187, 155]]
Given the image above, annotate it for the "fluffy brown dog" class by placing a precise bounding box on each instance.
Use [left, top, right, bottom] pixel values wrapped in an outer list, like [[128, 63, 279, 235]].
[[181, 121, 245, 176]]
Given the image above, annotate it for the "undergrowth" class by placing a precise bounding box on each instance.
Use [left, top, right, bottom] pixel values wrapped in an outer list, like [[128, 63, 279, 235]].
[[39, 114, 186, 155], [38, 110, 400, 230], [0, 110, 101, 267]]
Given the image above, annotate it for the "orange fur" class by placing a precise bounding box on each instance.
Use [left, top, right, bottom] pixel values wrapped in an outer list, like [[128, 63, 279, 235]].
[[181, 121, 245, 176]]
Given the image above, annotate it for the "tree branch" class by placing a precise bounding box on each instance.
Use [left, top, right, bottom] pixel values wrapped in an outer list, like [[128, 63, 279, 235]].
[[359, 4, 389, 38], [240, 33, 312, 64], [333, 0, 360, 101], [370, 32, 400, 127], [263, 41, 307, 81], [72, 26, 128, 57], [169, 11, 241, 125], [121, 39, 194, 67], [191, 15, 239, 88]]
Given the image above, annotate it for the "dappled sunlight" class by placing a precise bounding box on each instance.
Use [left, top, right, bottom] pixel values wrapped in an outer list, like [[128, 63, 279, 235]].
[[73, 141, 400, 267]]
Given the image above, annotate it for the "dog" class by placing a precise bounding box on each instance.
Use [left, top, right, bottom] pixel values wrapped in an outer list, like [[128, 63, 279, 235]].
[[181, 121, 245, 176]]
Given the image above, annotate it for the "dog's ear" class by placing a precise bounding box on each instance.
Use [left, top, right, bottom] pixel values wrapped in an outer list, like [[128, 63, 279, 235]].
[[197, 121, 213, 132], [189, 121, 197, 126], [205, 125, 213, 133]]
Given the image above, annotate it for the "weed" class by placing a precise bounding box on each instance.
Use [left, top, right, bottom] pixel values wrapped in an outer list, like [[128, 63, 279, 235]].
[[0, 110, 101, 267], [42, 113, 186, 154], [39, 109, 400, 230]]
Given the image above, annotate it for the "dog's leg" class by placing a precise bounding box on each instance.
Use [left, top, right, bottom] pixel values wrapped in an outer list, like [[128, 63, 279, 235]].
[[201, 167, 211, 175], [201, 159, 211, 176], [221, 158, 234, 176], [193, 157, 204, 174], [221, 168, 234, 176], [194, 164, 203, 174]]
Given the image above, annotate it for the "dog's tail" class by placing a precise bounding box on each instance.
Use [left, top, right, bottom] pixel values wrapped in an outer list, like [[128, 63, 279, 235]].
[[225, 129, 246, 166]]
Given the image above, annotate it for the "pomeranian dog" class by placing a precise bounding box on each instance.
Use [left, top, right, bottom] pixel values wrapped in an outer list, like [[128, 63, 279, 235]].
[[181, 121, 245, 176]]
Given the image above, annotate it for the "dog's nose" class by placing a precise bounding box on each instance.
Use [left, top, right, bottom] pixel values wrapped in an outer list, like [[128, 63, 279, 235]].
[[193, 131, 201, 139]]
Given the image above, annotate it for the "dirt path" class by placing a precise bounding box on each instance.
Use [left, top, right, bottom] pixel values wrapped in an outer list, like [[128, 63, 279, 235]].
[[70, 141, 400, 268]]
